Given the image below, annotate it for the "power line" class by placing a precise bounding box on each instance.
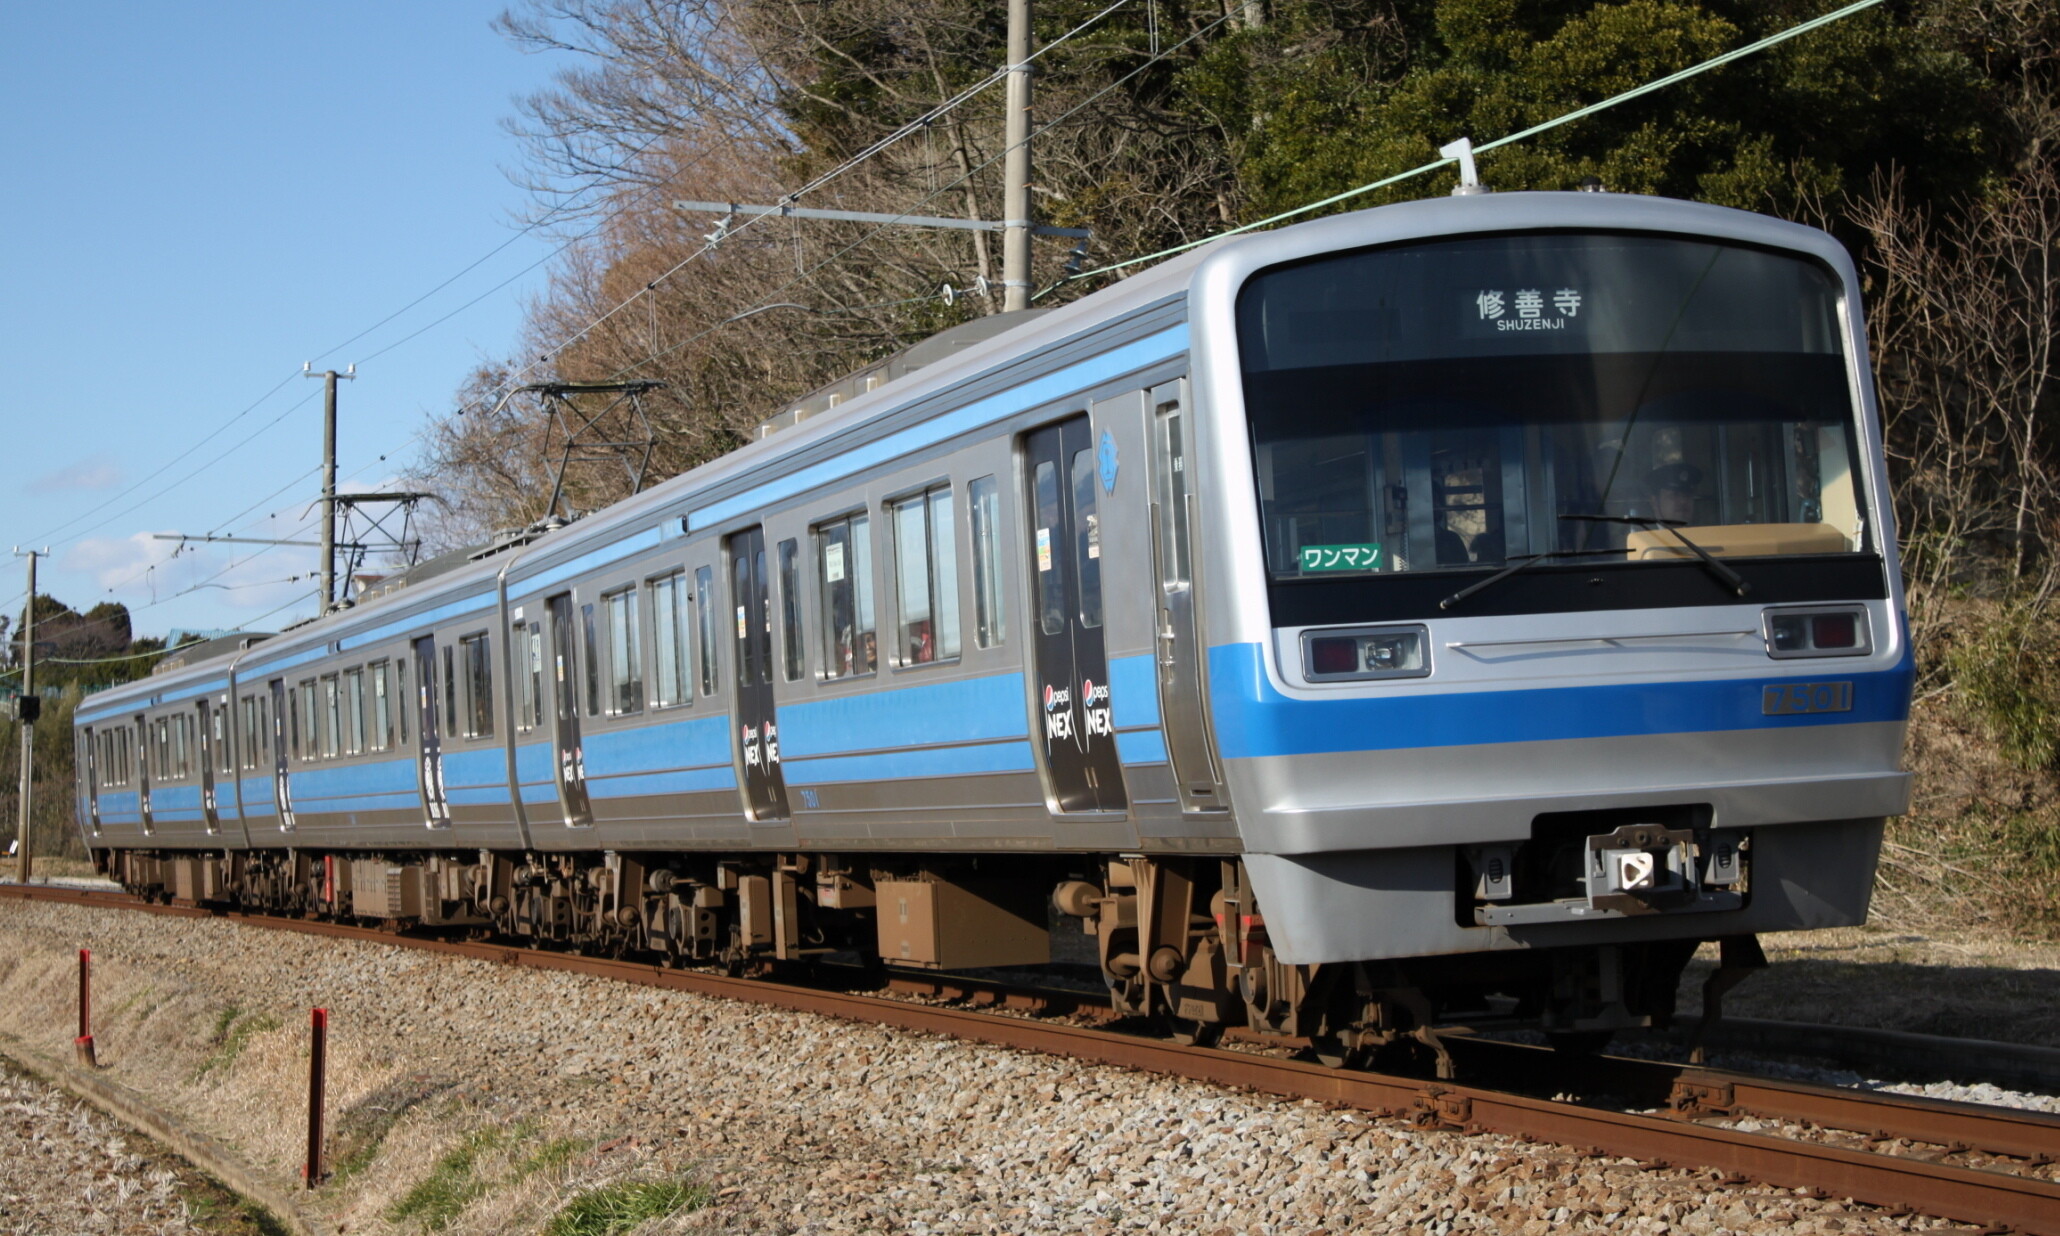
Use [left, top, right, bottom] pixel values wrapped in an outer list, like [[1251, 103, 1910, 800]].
[[21, 370, 305, 547], [609, 5, 1243, 382], [18, 6, 1118, 591], [451, 0, 1139, 415], [1043, 0, 1891, 291]]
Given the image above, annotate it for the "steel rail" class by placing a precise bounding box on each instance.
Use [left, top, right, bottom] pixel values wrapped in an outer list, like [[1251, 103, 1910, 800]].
[[1462, 1041, 2060, 1164], [6, 882, 2057, 1233]]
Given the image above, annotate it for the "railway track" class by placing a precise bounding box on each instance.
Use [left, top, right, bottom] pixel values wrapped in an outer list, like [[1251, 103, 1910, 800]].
[[7, 881, 2057, 1233]]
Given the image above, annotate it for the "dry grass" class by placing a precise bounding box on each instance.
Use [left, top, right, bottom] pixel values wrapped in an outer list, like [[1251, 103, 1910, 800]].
[[17, 854, 101, 880], [1683, 925, 2060, 1047], [1883, 596, 2060, 940], [0, 917, 705, 1236]]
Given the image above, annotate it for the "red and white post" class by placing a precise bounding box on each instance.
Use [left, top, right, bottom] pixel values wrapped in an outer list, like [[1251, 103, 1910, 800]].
[[73, 949, 96, 1068], [304, 1007, 328, 1187]]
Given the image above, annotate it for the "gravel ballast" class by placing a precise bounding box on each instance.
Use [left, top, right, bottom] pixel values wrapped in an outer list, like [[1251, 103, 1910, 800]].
[[0, 899, 2036, 1235]]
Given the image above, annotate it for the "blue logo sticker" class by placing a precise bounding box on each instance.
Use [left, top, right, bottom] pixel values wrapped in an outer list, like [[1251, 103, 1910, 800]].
[[1098, 430, 1119, 493]]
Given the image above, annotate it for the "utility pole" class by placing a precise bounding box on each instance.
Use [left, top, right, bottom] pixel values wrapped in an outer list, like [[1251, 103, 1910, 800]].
[[12, 547, 46, 885], [304, 364, 355, 610], [1002, 0, 1033, 312]]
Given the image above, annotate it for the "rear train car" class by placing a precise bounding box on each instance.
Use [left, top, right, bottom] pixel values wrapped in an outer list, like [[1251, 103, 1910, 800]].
[[75, 189, 1912, 1057]]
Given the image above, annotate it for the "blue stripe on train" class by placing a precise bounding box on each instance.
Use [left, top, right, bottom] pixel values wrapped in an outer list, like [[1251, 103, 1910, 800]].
[[784, 740, 1033, 785], [781, 673, 1028, 756], [1108, 654, 1161, 731], [584, 713, 732, 771], [589, 766, 739, 796], [1205, 642, 1917, 760], [1116, 728, 1168, 765], [283, 757, 421, 815], [580, 714, 735, 799]]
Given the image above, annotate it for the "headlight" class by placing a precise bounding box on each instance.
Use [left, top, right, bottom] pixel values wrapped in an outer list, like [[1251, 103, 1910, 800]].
[[1762, 605, 1870, 659], [1300, 625, 1431, 682]]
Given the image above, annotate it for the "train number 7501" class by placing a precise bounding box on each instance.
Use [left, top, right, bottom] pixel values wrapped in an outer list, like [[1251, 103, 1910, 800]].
[[1762, 681, 1854, 716]]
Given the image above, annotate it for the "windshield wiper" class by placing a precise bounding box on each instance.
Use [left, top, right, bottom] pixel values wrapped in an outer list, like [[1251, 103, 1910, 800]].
[[1560, 514, 1750, 597], [1439, 550, 1622, 611]]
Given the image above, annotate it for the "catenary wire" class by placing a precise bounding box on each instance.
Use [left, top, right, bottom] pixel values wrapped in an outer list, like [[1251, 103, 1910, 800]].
[[1039, 0, 1890, 292]]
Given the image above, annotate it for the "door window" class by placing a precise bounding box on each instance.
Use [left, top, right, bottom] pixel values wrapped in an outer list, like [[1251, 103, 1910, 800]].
[[817, 513, 876, 679], [581, 604, 602, 716], [1069, 450, 1105, 629], [778, 537, 804, 682], [694, 566, 718, 696]]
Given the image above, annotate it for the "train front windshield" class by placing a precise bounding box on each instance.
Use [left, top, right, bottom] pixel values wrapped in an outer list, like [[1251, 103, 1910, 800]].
[[1236, 233, 1870, 584]]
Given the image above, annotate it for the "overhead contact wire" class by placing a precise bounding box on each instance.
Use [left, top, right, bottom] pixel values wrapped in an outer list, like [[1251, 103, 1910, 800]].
[[1043, 0, 1889, 290]]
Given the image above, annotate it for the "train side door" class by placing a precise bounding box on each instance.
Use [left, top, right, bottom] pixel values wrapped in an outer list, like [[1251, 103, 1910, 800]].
[[80, 726, 100, 837], [1024, 415, 1127, 813], [135, 715, 155, 835], [728, 526, 790, 820], [196, 701, 221, 834], [544, 596, 593, 827], [1148, 386, 1228, 812], [268, 681, 295, 831], [412, 636, 455, 829]]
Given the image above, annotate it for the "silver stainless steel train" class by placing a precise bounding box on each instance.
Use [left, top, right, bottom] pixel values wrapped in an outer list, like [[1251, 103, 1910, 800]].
[[73, 189, 1913, 1058]]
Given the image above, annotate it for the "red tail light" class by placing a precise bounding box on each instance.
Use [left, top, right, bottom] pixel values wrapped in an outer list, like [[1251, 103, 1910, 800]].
[[1811, 613, 1857, 648], [1309, 637, 1359, 675]]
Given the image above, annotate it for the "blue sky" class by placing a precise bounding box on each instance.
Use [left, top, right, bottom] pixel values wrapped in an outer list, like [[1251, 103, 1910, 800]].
[[1, 3, 572, 640]]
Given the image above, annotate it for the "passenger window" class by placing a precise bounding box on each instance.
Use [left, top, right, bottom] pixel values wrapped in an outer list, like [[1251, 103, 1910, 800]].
[[343, 669, 366, 755], [299, 680, 318, 761], [462, 633, 496, 737], [581, 603, 602, 716], [968, 476, 1005, 648], [603, 591, 644, 715], [817, 513, 876, 679], [395, 660, 408, 744], [649, 573, 691, 708], [321, 674, 341, 758], [694, 566, 718, 696], [891, 486, 960, 664], [369, 662, 392, 751], [778, 537, 804, 682], [1069, 449, 1104, 628]]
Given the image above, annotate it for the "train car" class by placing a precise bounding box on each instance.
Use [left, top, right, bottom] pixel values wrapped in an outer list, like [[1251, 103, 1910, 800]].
[[74, 188, 1913, 1060]]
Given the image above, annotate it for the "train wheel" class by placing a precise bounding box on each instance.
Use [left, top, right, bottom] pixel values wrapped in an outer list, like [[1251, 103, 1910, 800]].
[[1308, 1034, 1365, 1070]]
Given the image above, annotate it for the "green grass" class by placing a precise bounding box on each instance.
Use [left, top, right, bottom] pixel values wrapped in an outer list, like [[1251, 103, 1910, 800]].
[[512, 1136, 590, 1180], [386, 1127, 510, 1231], [324, 1078, 463, 1188], [544, 1181, 709, 1236], [172, 1176, 295, 1236], [193, 1007, 279, 1079], [106, 984, 156, 1023]]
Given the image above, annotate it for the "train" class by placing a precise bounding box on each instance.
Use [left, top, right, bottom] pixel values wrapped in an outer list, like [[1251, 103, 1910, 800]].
[[72, 188, 1914, 1063]]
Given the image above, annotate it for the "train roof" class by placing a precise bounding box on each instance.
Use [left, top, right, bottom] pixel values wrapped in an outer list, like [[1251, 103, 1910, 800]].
[[80, 190, 1850, 722]]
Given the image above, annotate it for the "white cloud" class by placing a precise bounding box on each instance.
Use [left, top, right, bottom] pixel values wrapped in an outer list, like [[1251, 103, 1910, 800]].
[[68, 530, 321, 623], [29, 456, 122, 493]]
